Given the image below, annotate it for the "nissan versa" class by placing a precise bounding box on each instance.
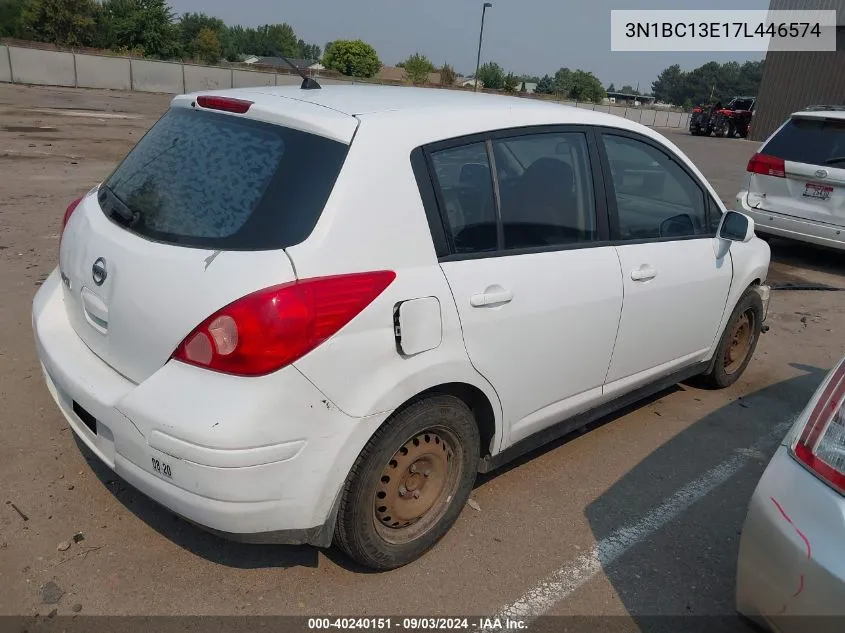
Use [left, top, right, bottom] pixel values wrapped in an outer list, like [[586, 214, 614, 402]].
[[32, 84, 771, 570]]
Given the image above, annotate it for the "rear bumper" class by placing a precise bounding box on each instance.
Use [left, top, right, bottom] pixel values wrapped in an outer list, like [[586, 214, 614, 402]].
[[737, 193, 845, 252], [32, 269, 388, 544], [736, 446, 845, 631]]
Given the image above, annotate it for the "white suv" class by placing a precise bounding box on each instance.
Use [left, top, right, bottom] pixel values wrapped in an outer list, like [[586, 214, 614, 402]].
[[737, 106, 845, 251], [32, 84, 771, 570]]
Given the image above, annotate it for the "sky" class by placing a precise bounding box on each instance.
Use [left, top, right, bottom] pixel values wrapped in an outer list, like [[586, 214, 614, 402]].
[[167, 0, 769, 90]]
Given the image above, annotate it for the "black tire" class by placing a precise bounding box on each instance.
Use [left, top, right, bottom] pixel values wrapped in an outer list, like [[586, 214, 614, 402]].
[[699, 289, 763, 389], [333, 395, 480, 571]]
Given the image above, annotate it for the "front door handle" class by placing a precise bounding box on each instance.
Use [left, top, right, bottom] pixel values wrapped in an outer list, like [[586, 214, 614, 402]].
[[470, 289, 514, 307], [631, 266, 657, 282]]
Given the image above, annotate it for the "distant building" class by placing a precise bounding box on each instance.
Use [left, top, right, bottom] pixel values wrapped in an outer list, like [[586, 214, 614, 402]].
[[750, 0, 845, 141], [605, 91, 656, 106]]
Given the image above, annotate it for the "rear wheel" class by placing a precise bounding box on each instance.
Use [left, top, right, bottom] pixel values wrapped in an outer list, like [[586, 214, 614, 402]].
[[699, 289, 763, 389], [333, 395, 480, 570]]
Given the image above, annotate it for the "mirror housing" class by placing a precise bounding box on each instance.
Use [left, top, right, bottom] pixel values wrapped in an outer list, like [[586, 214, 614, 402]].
[[719, 210, 755, 243], [714, 210, 755, 258]]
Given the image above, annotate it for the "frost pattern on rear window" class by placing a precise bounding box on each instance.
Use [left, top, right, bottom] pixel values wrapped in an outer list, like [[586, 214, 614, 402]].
[[107, 109, 284, 238]]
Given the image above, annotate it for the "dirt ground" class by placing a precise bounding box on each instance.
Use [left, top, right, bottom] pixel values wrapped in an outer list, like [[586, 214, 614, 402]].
[[1, 84, 844, 622]]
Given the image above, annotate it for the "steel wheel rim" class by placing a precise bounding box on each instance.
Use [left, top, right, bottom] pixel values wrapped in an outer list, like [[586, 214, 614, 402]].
[[373, 426, 462, 545], [724, 309, 755, 375]]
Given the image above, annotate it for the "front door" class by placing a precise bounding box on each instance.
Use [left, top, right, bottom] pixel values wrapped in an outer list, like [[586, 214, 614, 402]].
[[427, 130, 623, 447], [596, 130, 732, 390]]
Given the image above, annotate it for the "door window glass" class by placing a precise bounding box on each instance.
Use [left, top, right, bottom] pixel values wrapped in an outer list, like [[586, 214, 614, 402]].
[[493, 133, 597, 249], [602, 134, 708, 240]]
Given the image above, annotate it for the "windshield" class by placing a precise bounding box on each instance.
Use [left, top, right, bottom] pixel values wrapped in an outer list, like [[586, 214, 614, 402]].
[[100, 107, 349, 250]]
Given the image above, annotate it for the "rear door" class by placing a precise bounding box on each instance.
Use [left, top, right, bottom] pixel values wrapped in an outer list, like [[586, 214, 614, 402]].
[[751, 115, 845, 227], [59, 101, 352, 384], [425, 128, 624, 447]]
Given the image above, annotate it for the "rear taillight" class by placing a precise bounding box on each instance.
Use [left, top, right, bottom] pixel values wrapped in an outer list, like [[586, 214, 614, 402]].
[[747, 153, 785, 178], [59, 197, 82, 250], [791, 360, 845, 495], [171, 271, 396, 377], [196, 95, 253, 114]]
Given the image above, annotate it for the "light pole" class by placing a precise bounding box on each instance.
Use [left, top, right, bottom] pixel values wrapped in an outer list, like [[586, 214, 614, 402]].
[[474, 2, 492, 92]]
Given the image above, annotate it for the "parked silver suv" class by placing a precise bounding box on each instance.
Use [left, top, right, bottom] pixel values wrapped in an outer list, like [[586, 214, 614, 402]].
[[736, 106, 845, 251]]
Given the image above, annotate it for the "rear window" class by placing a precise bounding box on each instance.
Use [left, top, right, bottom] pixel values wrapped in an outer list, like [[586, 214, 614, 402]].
[[99, 107, 349, 249], [762, 117, 845, 167]]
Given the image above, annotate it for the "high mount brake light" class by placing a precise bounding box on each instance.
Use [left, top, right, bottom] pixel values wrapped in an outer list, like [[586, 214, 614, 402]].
[[171, 271, 396, 377], [195, 96, 253, 114]]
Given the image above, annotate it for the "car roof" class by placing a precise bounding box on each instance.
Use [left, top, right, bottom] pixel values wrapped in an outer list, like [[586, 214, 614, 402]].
[[179, 84, 667, 145], [791, 107, 845, 121]]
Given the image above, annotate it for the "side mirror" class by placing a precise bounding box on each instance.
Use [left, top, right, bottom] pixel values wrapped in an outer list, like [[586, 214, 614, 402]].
[[659, 213, 695, 238], [719, 210, 755, 243]]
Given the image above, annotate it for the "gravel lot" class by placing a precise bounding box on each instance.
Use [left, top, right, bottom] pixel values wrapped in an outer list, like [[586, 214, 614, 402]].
[[1, 83, 844, 624]]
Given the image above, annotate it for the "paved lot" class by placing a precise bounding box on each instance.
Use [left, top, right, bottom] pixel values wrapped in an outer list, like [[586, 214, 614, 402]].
[[1, 84, 844, 624]]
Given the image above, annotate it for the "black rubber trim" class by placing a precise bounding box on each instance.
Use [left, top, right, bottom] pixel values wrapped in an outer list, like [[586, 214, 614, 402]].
[[478, 361, 709, 474]]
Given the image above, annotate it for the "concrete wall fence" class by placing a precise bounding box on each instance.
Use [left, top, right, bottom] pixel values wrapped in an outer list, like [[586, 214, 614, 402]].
[[0, 44, 690, 130]]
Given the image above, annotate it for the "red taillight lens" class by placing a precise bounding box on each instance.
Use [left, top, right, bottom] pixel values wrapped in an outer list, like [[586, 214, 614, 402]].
[[171, 271, 396, 377], [693, 107, 702, 113], [196, 95, 253, 114], [62, 197, 82, 233], [792, 360, 845, 495], [747, 153, 785, 178], [59, 197, 82, 251]]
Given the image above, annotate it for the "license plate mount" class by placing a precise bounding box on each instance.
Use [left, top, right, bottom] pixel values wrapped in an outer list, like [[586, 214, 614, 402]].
[[803, 182, 833, 201]]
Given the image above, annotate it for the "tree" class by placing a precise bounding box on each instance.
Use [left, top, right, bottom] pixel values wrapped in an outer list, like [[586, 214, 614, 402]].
[[400, 52, 435, 84], [619, 84, 639, 95], [503, 72, 520, 93], [649, 59, 764, 106], [193, 26, 220, 64], [178, 12, 225, 60], [534, 74, 555, 95], [440, 63, 457, 86], [553, 67, 572, 97], [568, 70, 605, 103], [21, 0, 98, 46], [0, 0, 27, 37], [476, 61, 505, 90], [519, 81, 527, 93], [98, 0, 179, 59], [322, 39, 381, 78], [298, 39, 320, 60], [606, 83, 616, 92], [650, 64, 682, 103]]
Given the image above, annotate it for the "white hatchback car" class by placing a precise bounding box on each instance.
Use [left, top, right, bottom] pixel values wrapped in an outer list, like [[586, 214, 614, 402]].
[[737, 106, 845, 251], [33, 84, 771, 570]]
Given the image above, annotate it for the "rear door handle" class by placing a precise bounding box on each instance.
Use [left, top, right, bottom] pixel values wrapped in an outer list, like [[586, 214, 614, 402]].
[[470, 289, 513, 307], [631, 266, 657, 282]]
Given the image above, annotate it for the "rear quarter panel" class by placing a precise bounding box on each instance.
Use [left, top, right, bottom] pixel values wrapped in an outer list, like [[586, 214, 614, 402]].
[[285, 113, 504, 452]]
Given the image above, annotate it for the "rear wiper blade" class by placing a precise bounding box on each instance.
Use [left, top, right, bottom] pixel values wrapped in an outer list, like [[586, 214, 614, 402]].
[[99, 185, 138, 225], [824, 156, 845, 165]]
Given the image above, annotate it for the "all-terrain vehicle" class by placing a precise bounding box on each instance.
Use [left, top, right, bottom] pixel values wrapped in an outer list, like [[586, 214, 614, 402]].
[[710, 96, 756, 138]]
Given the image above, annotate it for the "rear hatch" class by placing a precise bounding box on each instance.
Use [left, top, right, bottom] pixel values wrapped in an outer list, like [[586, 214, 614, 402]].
[[748, 114, 845, 227], [58, 96, 353, 384]]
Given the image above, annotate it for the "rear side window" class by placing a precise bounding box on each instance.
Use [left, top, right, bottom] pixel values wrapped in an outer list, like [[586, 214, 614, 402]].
[[100, 108, 349, 249], [763, 117, 845, 167], [429, 142, 498, 254]]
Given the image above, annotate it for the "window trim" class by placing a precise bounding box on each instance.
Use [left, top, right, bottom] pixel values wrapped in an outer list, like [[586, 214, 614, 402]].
[[592, 126, 718, 244], [413, 124, 613, 262]]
